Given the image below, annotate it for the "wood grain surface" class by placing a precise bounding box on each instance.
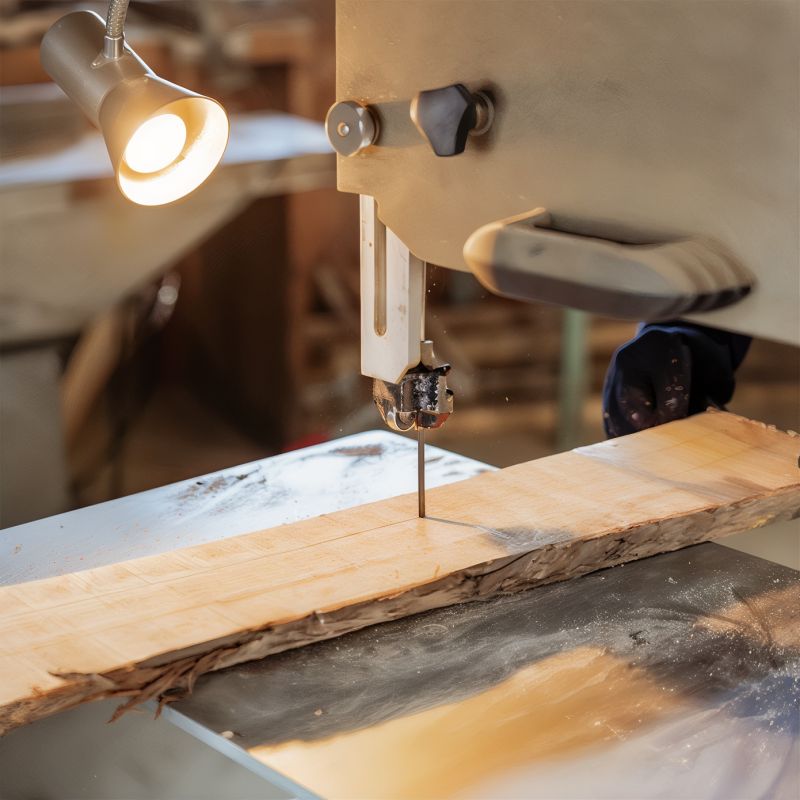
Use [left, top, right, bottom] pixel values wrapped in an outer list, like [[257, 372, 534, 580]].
[[1, 411, 798, 734]]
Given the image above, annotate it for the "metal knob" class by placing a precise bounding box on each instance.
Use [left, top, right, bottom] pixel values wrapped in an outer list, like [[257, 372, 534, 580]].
[[410, 83, 493, 157], [325, 100, 378, 156]]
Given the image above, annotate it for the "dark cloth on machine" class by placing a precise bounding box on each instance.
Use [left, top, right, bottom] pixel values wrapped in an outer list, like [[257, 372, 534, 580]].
[[602, 321, 752, 438]]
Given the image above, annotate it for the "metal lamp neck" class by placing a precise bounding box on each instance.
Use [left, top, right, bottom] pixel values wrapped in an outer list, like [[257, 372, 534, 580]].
[[103, 0, 130, 60]]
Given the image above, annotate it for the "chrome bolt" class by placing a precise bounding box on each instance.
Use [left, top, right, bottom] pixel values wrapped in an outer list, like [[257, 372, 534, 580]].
[[326, 100, 378, 156]]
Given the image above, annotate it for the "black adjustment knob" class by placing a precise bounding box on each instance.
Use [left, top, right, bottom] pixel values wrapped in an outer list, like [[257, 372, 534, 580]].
[[410, 84, 493, 157]]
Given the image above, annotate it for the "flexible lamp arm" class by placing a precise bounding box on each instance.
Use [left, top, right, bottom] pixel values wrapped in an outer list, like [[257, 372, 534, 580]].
[[103, 0, 130, 59]]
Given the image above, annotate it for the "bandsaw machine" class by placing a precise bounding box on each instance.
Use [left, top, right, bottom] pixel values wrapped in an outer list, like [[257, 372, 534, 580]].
[[323, 0, 799, 510]]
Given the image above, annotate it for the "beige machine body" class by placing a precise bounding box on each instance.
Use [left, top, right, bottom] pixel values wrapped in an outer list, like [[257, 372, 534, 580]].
[[335, 0, 799, 346]]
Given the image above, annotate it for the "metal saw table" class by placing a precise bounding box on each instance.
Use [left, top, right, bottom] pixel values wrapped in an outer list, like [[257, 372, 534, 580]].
[[1, 433, 797, 799]]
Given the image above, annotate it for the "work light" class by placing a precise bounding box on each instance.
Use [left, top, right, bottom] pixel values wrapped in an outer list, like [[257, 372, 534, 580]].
[[40, 6, 228, 206]]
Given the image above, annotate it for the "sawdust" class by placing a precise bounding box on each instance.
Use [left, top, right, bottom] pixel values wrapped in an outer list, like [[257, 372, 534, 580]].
[[330, 445, 385, 458]]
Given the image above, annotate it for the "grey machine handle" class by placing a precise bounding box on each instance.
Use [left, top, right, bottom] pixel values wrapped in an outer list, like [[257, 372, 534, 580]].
[[463, 209, 754, 320]]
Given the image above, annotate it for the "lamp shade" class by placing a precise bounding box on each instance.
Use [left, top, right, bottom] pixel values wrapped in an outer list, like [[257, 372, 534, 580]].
[[41, 11, 228, 205]]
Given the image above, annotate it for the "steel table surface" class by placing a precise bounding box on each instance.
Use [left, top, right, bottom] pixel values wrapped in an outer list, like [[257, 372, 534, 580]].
[[0, 430, 488, 586], [170, 544, 798, 800], [2, 433, 798, 799]]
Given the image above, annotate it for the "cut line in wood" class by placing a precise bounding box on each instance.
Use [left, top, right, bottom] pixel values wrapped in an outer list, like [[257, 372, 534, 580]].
[[1, 411, 798, 734]]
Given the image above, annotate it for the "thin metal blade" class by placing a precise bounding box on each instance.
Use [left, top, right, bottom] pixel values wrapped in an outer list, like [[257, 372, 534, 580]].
[[417, 427, 426, 518]]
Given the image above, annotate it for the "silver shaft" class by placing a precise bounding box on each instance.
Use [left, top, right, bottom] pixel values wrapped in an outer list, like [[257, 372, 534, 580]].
[[417, 262, 428, 519], [417, 427, 426, 518], [103, 0, 129, 59]]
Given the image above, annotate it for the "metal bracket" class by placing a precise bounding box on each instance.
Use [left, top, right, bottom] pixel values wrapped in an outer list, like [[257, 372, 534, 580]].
[[373, 341, 454, 432], [360, 195, 425, 384]]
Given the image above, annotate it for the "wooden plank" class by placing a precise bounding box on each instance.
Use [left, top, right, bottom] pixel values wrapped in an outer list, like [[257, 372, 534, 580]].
[[1, 411, 798, 734]]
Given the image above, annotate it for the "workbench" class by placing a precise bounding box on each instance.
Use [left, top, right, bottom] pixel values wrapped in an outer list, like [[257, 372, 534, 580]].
[[0, 110, 333, 347], [1, 433, 797, 799], [0, 108, 335, 527]]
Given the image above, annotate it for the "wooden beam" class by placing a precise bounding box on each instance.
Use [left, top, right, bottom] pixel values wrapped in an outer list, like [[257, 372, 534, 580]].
[[1, 411, 798, 734]]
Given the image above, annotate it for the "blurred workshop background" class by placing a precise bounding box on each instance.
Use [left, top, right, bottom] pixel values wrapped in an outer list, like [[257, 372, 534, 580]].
[[0, 0, 798, 530]]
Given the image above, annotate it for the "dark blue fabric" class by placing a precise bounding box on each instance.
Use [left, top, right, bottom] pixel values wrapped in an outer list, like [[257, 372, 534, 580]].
[[602, 321, 751, 438]]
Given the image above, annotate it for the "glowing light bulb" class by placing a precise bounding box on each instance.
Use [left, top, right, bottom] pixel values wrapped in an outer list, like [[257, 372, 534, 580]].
[[118, 99, 228, 205], [124, 114, 187, 174]]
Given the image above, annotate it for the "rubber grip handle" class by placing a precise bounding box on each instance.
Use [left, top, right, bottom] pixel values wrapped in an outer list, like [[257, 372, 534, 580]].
[[463, 209, 754, 320]]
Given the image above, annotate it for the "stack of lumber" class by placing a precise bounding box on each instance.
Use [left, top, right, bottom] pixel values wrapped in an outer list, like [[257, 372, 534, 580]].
[[1, 411, 797, 735]]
